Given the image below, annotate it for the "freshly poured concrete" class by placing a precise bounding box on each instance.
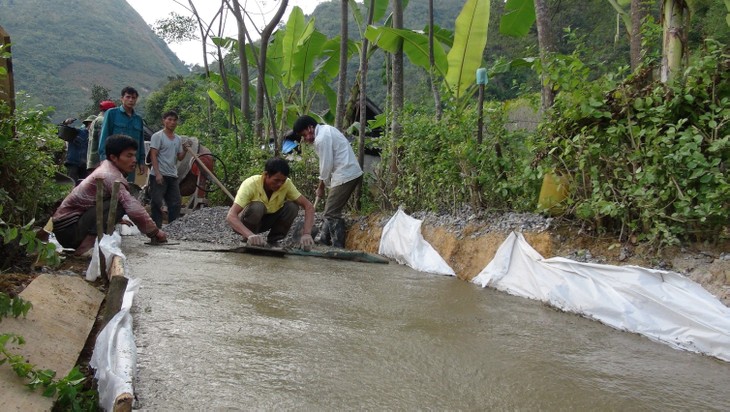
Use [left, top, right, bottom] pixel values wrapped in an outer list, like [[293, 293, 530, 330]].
[[123, 237, 730, 410]]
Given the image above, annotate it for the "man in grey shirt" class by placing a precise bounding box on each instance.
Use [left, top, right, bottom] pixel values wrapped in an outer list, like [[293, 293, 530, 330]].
[[148, 110, 189, 228]]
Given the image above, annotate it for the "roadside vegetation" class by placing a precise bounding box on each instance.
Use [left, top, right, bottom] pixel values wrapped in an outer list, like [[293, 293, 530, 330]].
[[0, 1, 728, 409]]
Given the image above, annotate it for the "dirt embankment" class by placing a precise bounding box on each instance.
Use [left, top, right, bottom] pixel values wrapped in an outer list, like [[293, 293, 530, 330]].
[[345, 213, 730, 307]]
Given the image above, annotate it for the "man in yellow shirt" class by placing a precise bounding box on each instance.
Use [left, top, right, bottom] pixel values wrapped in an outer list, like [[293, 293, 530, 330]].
[[226, 158, 315, 249]]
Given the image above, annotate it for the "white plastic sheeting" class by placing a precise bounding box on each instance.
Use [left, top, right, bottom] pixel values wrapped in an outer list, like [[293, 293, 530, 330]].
[[90, 277, 140, 411], [86, 232, 126, 281], [116, 214, 141, 236], [379, 208, 455, 276], [472, 232, 730, 362]]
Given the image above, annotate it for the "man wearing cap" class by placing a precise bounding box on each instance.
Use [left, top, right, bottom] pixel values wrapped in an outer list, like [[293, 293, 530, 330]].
[[290, 115, 363, 248], [62, 115, 95, 184], [87, 99, 116, 171]]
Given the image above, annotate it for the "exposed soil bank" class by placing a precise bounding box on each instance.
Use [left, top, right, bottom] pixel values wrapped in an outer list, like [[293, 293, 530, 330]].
[[345, 213, 730, 307]]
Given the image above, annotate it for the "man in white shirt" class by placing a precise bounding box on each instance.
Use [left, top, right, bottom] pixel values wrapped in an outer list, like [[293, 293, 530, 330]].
[[291, 115, 363, 248]]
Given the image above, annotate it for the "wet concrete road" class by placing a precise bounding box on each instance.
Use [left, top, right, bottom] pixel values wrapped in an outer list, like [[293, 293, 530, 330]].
[[122, 237, 730, 410]]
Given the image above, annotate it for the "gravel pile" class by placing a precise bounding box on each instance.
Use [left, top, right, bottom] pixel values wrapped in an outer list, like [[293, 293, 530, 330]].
[[165, 205, 554, 247], [163, 206, 325, 247]]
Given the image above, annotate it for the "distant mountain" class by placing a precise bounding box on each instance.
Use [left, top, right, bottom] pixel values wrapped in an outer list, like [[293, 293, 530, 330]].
[[0, 0, 188, 122]]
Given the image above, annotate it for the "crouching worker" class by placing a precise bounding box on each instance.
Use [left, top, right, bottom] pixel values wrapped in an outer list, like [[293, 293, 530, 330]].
[[226, 158, 315, 250], [52, 134, 168, 255]]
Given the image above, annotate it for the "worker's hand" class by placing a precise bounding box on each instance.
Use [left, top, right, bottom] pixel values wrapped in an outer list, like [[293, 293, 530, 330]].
[[299, 234, 314, 251], [152, 229, 168, 243], [246, 234, 266, 247], [315, 186, 325, 199], [138, 164, 147, 175], [182, 140, 192, 150], [120, 218, 133, 226], [155, 173, 163, 185]]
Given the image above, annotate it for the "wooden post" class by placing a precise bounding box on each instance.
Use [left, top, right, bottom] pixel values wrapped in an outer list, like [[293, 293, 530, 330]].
[[477, 83, 485, 144], [106, 181, 120, 235], [95, 178, 106, 280], [476, 67, 487, 145], [0, 25, 16, 118]]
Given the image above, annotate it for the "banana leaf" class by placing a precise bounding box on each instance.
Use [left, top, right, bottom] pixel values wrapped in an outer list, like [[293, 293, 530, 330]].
[[445, 0, 491, 99], [365, 25, 447, 77]]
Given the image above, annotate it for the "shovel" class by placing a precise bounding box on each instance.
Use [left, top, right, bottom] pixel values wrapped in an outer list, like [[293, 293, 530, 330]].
[[185, 145, 235, 202]]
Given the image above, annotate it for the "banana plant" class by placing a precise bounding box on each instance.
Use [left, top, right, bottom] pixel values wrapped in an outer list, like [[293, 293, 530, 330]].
[[365, 0, 491, 102], [208, 6, 353, 136]]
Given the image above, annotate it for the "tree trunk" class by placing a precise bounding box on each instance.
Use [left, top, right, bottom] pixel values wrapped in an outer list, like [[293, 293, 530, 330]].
[[534, 0, 556, 110], [661, 0, 688, 83], [354, 0, 377, 210], [428, 0, 442, 120], [390, 0, 404, 175], [629, 0, 647, 71], [255, 0, 289, 141], [229, 0, 251, 128], [336, 0, 348, 130]]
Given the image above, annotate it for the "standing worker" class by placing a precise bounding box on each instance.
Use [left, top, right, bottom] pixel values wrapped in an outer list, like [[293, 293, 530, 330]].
[[61, 115, 95, 184], [87, 99, 116, 172], [98, 86, 146, 183], [148, 110, 188, 228], [289, 115, 363, 248]]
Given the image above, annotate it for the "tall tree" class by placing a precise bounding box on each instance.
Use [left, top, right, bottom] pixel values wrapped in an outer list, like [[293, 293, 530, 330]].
[[336, 0, 348, 129], [228, 0, 251, 127], [428, 0, 443, 120], [534, 0, 556, 109], [355, 0, 378, 210], [661, 0, 689, 83], [391, 0, 404, 174], [254, 0, 289, 140], [630, 0, 648, 70]]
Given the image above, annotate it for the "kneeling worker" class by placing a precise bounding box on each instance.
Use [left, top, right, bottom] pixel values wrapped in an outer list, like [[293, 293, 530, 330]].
[[52, 134, 168, 255], [226, 158, 315, 250]]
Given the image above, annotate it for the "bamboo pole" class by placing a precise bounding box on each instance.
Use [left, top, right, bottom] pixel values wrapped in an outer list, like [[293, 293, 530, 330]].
[[95, 178, 106, 280]]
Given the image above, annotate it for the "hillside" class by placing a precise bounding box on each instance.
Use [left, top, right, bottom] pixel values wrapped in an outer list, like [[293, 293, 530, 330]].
[[0, 0, 188, 122]]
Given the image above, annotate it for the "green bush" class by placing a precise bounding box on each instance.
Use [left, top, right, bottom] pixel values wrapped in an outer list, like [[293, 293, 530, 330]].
[[538, 40, 730, 245], [374, 105, 540, 214]]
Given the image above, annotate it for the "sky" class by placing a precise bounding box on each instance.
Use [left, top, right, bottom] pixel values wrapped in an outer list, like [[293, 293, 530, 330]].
[[126, 0, 327, 67]]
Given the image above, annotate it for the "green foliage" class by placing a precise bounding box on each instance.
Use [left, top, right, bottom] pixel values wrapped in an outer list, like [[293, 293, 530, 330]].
[[0, 99, 66, 225], [375, 104, 539, 213], [537, 40, 730, 245], [0, 333, 98, 410], [0, 292, 33, 320], [0, 99, 64, 269]]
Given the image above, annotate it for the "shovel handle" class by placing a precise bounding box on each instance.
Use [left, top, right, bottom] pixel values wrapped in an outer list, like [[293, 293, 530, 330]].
[[185, 146, 235, 202]]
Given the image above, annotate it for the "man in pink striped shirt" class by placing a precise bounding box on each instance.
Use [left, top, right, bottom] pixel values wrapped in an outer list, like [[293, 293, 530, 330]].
[[53, 134, 167, 255]]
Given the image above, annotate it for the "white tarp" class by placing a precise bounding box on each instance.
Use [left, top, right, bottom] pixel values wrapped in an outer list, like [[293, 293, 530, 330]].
[[472, 232, 730, 362], [90, 277, 140, 411], [116, 214, 141, 236], [379, 208, 455, 276], [86, 231, 126, 281]]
